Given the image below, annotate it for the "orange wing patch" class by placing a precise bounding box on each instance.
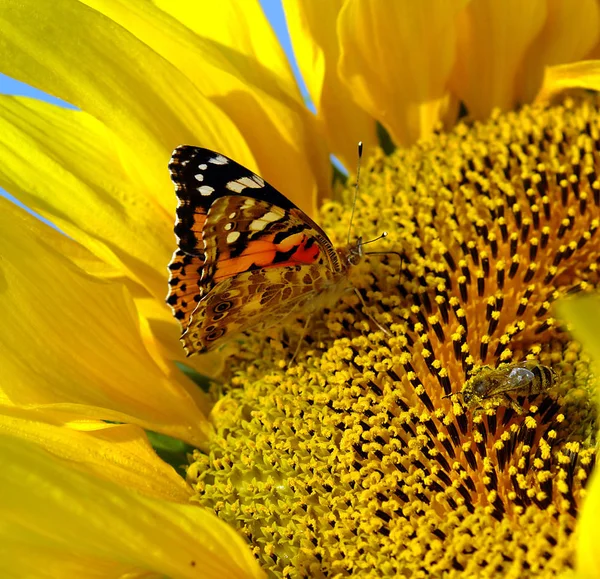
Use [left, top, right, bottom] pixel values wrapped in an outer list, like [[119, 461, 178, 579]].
[[166, 250, 206, 327]]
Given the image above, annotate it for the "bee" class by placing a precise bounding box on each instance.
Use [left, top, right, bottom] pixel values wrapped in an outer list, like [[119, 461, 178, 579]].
[[457, 361, 557, 412]]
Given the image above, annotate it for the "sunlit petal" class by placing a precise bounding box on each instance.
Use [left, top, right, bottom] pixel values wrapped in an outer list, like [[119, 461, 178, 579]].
[[338, 0, 467, 146], [0, 435, 264, 579], [0, 95, 171, 300], [577, 468, 600, 579], [556, 295, 600, 579], [0, 409, 191, 503], [81, 0, 329, 213], [0, 0, 254, 212], [450, 0, 547, 118], [283, 0, 378, 169]]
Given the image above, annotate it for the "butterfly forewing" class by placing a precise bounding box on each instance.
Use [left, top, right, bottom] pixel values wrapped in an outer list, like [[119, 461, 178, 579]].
[[166, 145, 354, 354], [170, 146, 321, 250], [166, 249, 206, 327]]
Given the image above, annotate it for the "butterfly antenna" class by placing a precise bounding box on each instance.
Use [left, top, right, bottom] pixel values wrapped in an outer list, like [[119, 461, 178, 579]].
[[347, 141, 363, 245], [360, 232, 388, 247]]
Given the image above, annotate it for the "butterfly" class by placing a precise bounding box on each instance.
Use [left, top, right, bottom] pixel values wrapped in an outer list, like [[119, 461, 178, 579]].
[[166, 145, 383, 356]]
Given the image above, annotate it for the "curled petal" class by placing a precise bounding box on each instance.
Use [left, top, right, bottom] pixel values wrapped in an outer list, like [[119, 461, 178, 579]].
[[534, 60, 600, 106], [0, 409, 191, 503], [0, 199, 210, 447], [517, 0, 600, 103]]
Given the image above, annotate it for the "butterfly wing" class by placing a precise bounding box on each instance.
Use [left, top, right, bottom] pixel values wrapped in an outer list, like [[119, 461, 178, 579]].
[[169, 145, 331, 255], [166, 145, 348, 353], [166, 249, 206, 327], [181, 263, 343, 355]]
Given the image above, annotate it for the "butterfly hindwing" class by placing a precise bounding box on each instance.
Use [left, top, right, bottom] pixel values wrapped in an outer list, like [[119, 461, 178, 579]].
[[181, 263, 341, 354]]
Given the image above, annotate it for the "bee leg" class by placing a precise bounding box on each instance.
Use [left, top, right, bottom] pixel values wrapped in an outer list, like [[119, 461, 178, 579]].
[[472, 406, 484, 419], [504, 394, 524, 414]]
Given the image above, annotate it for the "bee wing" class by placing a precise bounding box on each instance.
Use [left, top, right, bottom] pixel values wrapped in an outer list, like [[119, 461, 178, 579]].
[[506, 366, 535, 388]]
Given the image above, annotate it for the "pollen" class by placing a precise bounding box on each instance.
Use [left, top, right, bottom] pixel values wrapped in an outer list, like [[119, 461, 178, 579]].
[[187, 97, 600, 577]]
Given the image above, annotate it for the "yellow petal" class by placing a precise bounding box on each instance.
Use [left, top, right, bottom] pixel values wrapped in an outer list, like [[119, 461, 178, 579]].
[[39, 226, 221, 391], [134, 291, 226, 382], [0, 0, 254, 212], [450, 0, 547, 119], [0, 198, 210, 447], [534, 60, 600, 106], [556, 295, 600, 578], [577, 468, 600, 579], [283, 0, 378, 169], [80, 0, 329, 214], [516, 0, 600, 104], [0, 95, 172, 300], [0, 434, 264, 579], [556, 295, 600, 363], [338, 0, 467, 146], [0, 408, 191, 503]]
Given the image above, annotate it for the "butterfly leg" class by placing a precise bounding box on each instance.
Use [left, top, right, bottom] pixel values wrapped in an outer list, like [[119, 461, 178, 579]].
[[353, 287, 392, 337], [289, 314, 313, 367]]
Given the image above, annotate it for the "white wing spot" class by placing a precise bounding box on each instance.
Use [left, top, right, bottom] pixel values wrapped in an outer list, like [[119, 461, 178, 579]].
[[249, 211, 281, 231], [228, 212, 237, 219], [194, 174, 204, 182], [249, 219, 268, 231], [198, 164, 207, 170], [208, 155, 228, 165], [227, 231, 240, 243], [239, 176, 264, 189], [226, 175, 265, 193], [263, 211, 281, 222], [242, 198, 256, 208], [224, 223, 233, 231], [226, 180, 247, 193], [198, 185, 215, 196]]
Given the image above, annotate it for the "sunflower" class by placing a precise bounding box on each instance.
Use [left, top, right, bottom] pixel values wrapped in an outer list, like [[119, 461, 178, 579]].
[[1, 1, 600, 577]]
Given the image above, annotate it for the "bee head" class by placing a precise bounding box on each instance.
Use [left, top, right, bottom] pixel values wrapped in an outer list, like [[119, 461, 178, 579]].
[[461, 376, 487, 407]]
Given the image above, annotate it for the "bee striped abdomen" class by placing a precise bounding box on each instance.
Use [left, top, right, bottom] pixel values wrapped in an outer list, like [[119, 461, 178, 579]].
[[522, 362, 556, 395]]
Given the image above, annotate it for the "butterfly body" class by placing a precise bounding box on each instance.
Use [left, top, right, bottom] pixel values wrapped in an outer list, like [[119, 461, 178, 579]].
[[166, 146, 362, 355]]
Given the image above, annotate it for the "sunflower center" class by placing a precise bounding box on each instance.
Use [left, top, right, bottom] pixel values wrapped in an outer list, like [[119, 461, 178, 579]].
[[187, 97, 599, 577]]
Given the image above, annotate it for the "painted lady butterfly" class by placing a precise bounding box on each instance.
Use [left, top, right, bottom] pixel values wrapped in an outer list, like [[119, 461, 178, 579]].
[[166, 145, 375, 356]]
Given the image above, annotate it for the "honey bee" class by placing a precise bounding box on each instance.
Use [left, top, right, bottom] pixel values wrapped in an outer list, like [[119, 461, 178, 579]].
[[458, 361, 557, 412]]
